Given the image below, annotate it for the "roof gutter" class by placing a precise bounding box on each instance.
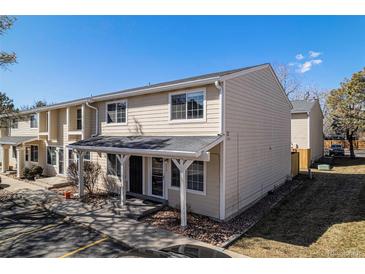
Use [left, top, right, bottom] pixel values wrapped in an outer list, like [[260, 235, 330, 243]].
[[18, 76, 219, 114], [66, 144, 210, 161]]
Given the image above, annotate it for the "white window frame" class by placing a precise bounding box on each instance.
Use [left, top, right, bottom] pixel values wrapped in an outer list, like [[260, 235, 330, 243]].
[[147, 157, 168, 199], [106, 153, 122, 179], [46, 146, 58, 166], [105, 100, 128, 126], [168, 159, 207, 196], [76, 108, 82, 130], [11, 118, 18, 129], [168, 88, 207, 123], [30, 114, 38, 128], [30, 145, 39, 163]]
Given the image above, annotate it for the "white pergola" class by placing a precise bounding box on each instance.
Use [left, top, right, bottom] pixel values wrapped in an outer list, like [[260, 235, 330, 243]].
[[75, 151, 206, 227], [70, 135, 223, 227]]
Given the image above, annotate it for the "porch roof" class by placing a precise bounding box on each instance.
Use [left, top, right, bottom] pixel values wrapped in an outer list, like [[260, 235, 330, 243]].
[[0, 136, 38, 146], [68, 135, 223, 160]]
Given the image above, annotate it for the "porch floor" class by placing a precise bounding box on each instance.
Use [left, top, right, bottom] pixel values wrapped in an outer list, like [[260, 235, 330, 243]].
[[96, 196, 165, 220]]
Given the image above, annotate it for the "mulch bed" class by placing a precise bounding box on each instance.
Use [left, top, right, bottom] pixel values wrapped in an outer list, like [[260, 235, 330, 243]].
[[143, 174, 309, 246]]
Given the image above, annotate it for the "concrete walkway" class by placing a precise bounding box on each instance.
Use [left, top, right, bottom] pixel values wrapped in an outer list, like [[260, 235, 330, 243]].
[[0, 175, 243, 257]]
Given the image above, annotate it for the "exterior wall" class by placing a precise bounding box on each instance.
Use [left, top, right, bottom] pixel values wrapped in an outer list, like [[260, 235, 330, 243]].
[[223, 67, 291, 219], [167, 144, 221, 219], [309, 102, 324, 161], [94, 84, 220, 136], [9, 115, 38, 137], [291, 113, 309, 149]]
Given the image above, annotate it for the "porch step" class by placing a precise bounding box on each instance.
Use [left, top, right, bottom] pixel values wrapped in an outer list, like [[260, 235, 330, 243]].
[[33, 176, 72, 190]]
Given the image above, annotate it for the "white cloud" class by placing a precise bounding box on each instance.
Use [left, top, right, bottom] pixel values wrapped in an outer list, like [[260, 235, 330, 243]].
[[297, 59, 323, 73], [309, 51, 321, 58], [295, 53, 304, 60]]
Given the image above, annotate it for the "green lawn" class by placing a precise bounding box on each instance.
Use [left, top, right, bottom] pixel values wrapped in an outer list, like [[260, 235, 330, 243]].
[[229, 157, 365, 258]]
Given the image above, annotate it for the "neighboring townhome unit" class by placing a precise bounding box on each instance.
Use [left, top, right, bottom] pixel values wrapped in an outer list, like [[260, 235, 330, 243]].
[[0, 63, 292, 226], [291, 99, 324, 162]]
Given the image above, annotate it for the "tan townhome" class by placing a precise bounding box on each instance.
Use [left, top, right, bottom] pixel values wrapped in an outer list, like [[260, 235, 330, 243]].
[[0, 63, 292, 226]]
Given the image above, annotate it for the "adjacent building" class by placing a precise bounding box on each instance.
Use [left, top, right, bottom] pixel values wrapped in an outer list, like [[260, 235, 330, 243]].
[[291, 99, 324, 162]]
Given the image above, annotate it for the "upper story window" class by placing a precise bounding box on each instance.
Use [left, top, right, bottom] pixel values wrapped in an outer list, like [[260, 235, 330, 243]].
[[170, 90, 205, 121], [30, 114, 38, 128], [76, 109, 82, 130], [11, 118, 18, 129], [106, 101, 127, 124]]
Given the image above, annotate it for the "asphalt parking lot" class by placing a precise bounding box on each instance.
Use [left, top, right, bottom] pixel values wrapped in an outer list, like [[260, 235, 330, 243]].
[[0, 195, 131, 258]]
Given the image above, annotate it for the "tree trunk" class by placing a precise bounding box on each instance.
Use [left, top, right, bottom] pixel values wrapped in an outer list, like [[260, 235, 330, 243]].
[[347, 132, 355, 158]]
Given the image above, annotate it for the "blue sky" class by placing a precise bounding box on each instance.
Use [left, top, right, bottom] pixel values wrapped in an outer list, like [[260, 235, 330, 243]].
[[1, 16, 365, 107]]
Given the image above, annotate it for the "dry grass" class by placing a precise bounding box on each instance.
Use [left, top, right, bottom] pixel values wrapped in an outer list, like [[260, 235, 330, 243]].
[[229, 157, 365, 258]]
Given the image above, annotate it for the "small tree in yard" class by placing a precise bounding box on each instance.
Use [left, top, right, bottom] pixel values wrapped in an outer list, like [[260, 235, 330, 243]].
[[326, 68, 365, 158], [67, 161, 102, 195]]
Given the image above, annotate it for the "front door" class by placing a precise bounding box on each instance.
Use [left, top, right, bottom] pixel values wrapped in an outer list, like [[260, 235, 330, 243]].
[[129, 156, 143, 194], [58, 148, 64, 175], [151, 157, 164, 197]]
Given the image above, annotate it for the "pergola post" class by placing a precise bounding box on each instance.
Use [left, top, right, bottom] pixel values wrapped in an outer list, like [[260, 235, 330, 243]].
[[1, 145, 9, 173], [77, 151, 85, 198], [16, 146, 25, 178], [117, 154, 130, 206], [172, 159, 193, 227]]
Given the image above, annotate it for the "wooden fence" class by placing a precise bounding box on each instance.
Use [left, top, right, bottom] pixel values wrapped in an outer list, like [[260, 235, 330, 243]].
[[324, 140, 365, 149], [291, 148, 311, 170], [291, 152, 299, 178]]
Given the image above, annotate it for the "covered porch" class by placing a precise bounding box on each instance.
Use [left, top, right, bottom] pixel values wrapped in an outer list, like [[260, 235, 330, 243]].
[[68, 135, 223, 227], [0, 136, 38, 178]]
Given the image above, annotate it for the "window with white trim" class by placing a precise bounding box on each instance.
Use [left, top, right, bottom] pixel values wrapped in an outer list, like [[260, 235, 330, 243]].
[[68, 149, 75, 166], [107, 154, 121, 177], [30, 114, 38, 128], [47, 147, 57, 165], [107, 101, 127, 124], [30, 145, 38, 162], [171, 161, 205, 192], [170, 91, 205, 120], [76, 109, 82, 130], [11, 119, 18, 129], [12, 146, 17, 158]]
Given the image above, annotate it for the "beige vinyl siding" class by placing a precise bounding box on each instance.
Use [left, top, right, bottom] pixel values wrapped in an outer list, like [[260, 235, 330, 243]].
[[309, 102, 324, 161], [10, 116, 38, 137], [291, 113, 309, 149], [167, 144, 221, 219], [95, 84, 220, 136], [224, 67, 291, 219]]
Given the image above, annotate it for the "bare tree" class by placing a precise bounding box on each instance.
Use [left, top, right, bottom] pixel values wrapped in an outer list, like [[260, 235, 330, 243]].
[[274, 64, 301, 99], [0, 16, 17, 69]]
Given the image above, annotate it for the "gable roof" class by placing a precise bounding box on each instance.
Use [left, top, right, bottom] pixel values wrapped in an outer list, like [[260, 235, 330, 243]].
[[17, 63, 270, 114], [291, 100, 317, 114]]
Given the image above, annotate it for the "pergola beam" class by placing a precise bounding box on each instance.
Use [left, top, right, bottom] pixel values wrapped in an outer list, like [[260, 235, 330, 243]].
[[117, 154, 130, 206], [172, 158, 193, 227], [77, 150, 85, 198]]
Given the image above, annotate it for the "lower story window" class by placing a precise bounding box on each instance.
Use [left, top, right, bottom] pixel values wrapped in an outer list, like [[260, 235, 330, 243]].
[[171, 161, 205, 192], [47, 147, 57, 165], [107, 154, 121, 177], [30, 145, 38, 162], [68, 149, 75, 166]]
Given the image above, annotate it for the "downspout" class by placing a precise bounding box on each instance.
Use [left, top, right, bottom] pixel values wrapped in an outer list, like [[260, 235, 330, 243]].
[[85, 100, 99, 137], [215, 80, 224, 135], [215, 80, 226, 220]]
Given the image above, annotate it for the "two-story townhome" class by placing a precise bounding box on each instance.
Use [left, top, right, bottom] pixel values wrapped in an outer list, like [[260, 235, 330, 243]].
[[0, 63, 292, 226]]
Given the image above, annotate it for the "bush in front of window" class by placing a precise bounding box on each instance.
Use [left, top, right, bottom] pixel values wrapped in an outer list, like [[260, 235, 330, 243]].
[[23, 165, 43, 180], [67, 161, 102, 196]]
